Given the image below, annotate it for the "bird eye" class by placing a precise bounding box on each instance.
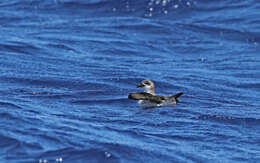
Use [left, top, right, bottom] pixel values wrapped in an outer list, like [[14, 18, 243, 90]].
[[144, 81, 150, 85]]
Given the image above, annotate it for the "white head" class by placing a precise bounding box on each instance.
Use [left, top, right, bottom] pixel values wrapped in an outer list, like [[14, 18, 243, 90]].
[[137, 80, 155, 95]]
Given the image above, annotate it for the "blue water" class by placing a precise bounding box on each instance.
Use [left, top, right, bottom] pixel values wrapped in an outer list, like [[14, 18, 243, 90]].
[[1, 0, 260, 162]]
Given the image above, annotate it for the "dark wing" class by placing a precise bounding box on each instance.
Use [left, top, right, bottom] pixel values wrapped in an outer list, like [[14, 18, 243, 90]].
[[148, 96, 165, 104], [128, 92, 154, 100], [128, 92, 165, 104]]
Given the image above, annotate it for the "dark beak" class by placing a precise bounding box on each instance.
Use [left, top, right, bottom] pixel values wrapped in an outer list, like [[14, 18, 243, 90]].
[[137, 83, 145, 88]]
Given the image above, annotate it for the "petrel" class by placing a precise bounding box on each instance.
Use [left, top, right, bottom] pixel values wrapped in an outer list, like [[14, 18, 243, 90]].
[[128, 80, 183, 108]]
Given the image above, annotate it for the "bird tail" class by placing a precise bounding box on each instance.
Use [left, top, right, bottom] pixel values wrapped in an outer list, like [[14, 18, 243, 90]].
[[171, 92, 183, 103]]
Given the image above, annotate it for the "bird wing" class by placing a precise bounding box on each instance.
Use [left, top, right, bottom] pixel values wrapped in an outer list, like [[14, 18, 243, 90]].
[[128, 92, 165, 104], [128, 92, 154, 100]]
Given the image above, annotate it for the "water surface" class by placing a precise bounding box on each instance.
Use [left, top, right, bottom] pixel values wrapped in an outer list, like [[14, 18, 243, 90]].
[[0, 0, 260, 162]]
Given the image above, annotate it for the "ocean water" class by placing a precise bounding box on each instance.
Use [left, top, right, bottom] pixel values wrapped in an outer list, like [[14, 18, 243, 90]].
[[0, 0, 260, 162]]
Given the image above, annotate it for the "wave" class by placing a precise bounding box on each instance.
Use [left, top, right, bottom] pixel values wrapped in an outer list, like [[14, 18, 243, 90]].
[[0, 0, 195, 17], [0, 101, 23, 110], [0, 42, 40, 55], [38, 147, 119, 163], [193, 114, 260, 126], [71, 98, 130, 107]]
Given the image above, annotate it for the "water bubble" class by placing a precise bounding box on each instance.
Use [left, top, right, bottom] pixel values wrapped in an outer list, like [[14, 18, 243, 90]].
[[162, 0, 167, 6], [56, 158, 63, 162], [105, 152, 112, 158], [145, 12, 153, 17], [126, 1, 130, 10], [39, 159, 48, 163], [148, 0, 154, 6], [174, 4, 179, 8]]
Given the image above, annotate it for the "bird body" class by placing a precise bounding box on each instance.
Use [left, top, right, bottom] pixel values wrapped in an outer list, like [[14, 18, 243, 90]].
[[128, 80, 183, 108]]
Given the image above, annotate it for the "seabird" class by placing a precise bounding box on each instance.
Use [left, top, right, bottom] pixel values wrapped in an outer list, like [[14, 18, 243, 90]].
[[128, 80, 183, 108]]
